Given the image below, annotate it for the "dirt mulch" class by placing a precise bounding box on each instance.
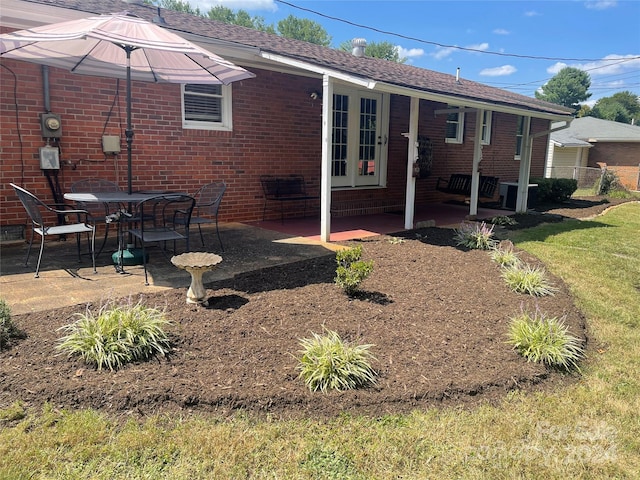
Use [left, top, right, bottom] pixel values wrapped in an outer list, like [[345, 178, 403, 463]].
[[1, 197, 632, 420]]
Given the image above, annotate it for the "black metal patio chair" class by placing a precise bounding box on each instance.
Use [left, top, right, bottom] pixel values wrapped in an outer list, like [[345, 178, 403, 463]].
[[172, 182, 226, 251], [126, 193, 195, 285], [10, 183, 96, 278], [70, 178, 121, 256]]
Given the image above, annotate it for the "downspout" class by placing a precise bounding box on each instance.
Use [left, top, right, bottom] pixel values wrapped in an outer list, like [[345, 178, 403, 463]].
[[42, 65, 51, 113]]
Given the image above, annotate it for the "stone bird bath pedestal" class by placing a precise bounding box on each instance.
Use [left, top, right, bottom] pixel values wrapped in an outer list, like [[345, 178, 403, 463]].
[[171, 252, 222, 306]]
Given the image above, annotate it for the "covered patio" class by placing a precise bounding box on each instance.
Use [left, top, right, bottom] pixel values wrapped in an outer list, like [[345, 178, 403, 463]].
[[249, 201, 508, 242]]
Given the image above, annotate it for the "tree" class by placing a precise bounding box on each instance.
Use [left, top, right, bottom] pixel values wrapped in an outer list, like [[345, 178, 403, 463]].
[[576, 104, 591, 118], [339, 40, 407, 63], [589, 91, 640, 124], [158, 0, 202, 16], [535, 67, 591, 111], [277, 15, 331, 46], [206, 6, 275, 33]]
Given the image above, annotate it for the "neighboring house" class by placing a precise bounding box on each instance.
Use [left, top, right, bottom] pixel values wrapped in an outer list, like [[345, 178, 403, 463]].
[[547, 117, 640, 191], [1, 0, 573, 242]]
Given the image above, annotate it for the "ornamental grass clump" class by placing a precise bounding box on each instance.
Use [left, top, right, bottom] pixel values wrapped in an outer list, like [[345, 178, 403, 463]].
[[57, 300, 171, 371], [502, 263, 557, 296], [453, 221, 498, 250], [0, 299, 20, 351], [334, 245, 374, 295], [490, 244, 521, 268], [507, 310, 585, 372], [297, 328, 377, 392]]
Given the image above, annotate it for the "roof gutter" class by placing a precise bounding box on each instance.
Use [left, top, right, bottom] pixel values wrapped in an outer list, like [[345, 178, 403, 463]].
[[259, 52, 377, 89], [531, 117, 574, 139], [375, 81, 574, 122]]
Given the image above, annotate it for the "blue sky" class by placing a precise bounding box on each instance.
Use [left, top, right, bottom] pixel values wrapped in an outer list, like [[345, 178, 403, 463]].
[[188, 0, 640, 105]]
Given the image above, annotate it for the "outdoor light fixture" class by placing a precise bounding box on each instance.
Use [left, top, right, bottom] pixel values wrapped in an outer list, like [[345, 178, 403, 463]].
[[309, 91, 321, 100]]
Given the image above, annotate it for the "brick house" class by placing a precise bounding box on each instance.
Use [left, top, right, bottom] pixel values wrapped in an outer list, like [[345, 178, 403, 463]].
[[1, 0, 573, 242], [547, 117, 640, 191]]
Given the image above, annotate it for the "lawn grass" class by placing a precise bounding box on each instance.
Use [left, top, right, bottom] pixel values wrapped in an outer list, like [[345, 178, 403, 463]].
[[1, 202, 639, 479]]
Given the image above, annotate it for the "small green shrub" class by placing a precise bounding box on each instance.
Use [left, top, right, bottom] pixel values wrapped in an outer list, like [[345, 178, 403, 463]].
[[0, 299, 19, 350], [502, 263, 557, 296], [490, 245, 521, 268], [488, 215, 517, 226], [57, 300, 171, 371], [453, 221, 497, 250], [508, 310, 584, 371], [531, 177, 578, 203], [297, 328, 377, 392], [334, 245, 374, 295], [598, 169, 618, 195]]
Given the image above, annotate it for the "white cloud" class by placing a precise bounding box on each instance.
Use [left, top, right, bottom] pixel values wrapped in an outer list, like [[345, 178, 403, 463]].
[[585, 1, 617, 10], [524, 10, 541, 17], [548, 55, 640, 76], [493, 28, 510, 35], [467, 43, 490, 52], [430, 42, 488, 60], [480, 65, 517, 77], [547, 62, 568, 74], [190, 0, 277, 12], [431, 46, 457, 60], [396, 45, 425, 59]]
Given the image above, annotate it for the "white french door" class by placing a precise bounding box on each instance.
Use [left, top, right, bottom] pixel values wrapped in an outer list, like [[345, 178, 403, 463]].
[[331, 90, 386, 188]]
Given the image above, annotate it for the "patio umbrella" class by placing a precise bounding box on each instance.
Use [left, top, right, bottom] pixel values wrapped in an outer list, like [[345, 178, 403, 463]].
[[0, 12, 255, 193]]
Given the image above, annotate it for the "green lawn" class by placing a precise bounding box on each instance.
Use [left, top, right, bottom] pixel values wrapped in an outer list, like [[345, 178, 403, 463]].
[[1, 202, 639, 479]]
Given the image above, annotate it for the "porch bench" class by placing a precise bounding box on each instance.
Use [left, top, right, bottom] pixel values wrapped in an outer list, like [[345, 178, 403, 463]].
[[260, 175, 319, 222], [436, 174, 499, 199]]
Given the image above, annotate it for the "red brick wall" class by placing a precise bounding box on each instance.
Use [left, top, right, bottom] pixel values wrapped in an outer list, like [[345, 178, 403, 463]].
[[1, 57, 551, 232], [1, 61, 324, 226], [587, 142, 640, 168]]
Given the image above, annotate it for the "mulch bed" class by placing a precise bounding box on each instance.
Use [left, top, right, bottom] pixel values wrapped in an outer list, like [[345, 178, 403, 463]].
[[1, 196, 632, 419]]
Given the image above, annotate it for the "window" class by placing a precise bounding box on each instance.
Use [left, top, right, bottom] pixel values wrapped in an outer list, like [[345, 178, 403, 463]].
[[481, 110, 492, 145], [515, 115, 524, 159], [182, 84, 232, 131], [331, 89, 389, 188], [445, 107, 464, 144]]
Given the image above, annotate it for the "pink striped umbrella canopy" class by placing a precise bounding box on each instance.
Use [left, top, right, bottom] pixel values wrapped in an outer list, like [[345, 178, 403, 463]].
[[1, 12, 255, 193], [0, 12, 255, 84]]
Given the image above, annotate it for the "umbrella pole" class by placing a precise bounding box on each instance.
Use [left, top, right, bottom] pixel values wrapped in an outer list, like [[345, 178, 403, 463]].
[[125, 47, 134, 195]]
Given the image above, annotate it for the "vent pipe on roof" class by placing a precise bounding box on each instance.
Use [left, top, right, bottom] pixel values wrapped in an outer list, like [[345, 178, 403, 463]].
[[152, 6, 167, 25], [456, 67, 460, 84], [352, 38, 367, 57]]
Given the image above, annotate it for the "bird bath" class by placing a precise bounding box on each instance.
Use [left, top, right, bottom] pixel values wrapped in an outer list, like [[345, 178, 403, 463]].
[[171, 252, 222, 306]]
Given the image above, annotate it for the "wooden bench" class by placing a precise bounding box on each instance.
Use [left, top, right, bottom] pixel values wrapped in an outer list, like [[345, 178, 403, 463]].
[[435, 174, 499, 199], [260, 175, 319, 222]]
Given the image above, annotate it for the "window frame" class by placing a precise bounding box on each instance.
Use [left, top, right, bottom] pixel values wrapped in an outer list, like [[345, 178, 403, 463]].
[[514, 115, 524, 159], [445, 108, 465, 144], [481, 110, 492, 145], [181, 83, 233, 131]]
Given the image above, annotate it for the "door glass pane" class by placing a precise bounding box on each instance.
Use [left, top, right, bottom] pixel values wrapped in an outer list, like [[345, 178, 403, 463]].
[[358, 97, 377, 176], [332, 94, 349, 177]]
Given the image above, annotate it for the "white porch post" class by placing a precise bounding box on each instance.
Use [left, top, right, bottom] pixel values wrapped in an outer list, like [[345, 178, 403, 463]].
[[320, 74, 334, 242], [404, 96, 419, 229], [469, 108, 484, 218], [516, 116, 532, 213]]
